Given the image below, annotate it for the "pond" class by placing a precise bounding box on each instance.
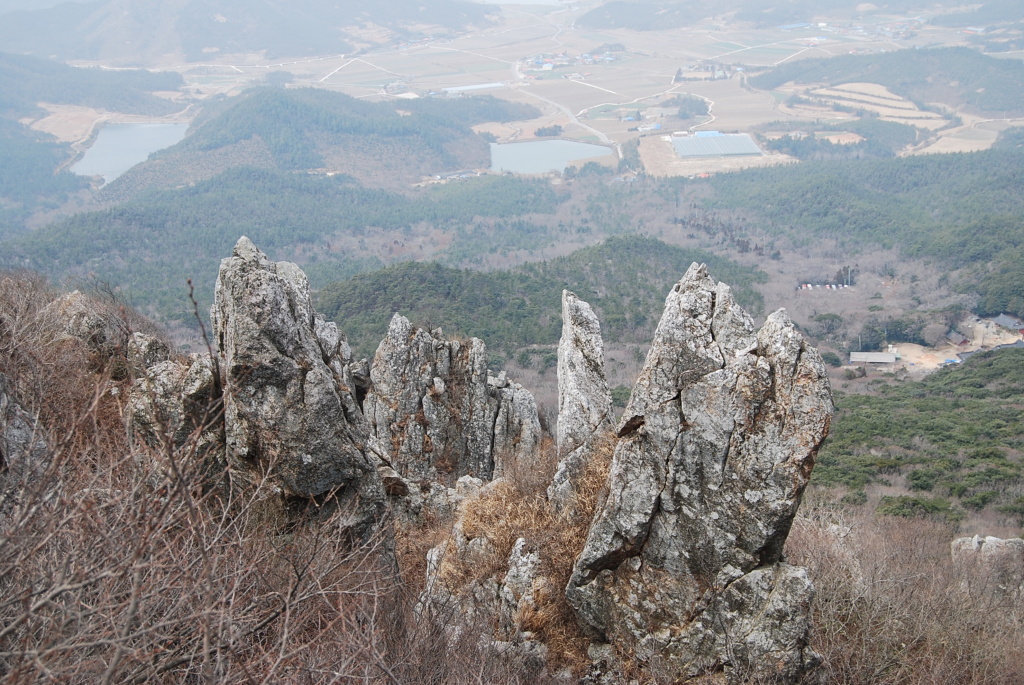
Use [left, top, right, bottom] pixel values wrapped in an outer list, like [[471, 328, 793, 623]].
[[490, 140, 614, 174], [72, 122, 189, 185]]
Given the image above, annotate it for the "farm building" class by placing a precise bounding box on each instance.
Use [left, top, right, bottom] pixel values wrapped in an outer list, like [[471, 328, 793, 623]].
[[946, 331, 970, 346], [850, 352, 897, 364], [991, 314, 1024, 333], [672, 132, 762, 158]]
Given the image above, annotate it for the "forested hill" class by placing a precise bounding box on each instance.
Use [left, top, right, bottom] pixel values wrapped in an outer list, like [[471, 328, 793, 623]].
[[105, 88, 539, 198], [317, 236, 767, 357], [748, 47, 1024, 115], [0, 52, 181, 237], [816, 347, 1024, 523], [701, 136, 1024, 319], [1, 169, 563, 320], [0, 52, 182, 118], [0, 0, 493, 64]]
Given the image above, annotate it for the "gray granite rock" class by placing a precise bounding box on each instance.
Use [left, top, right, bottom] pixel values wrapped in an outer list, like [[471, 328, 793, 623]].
[[548, 290, 613, 511], [211, 237, 386, 539], [365, 314, 540, 484], [565, 263, 833, 682]]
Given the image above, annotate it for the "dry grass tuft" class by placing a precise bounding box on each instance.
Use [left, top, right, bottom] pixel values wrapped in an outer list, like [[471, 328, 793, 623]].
[[441, 431, 617, 673]]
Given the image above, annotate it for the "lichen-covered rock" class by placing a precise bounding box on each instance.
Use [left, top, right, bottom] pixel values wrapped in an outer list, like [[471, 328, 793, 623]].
[[211, 237, 385, 538], [566, 263, 833, 682], [0, 373, 49, 516], [548, 290, 613, 511], [365, 314, 540, 484], [41, 290, 126, 356], [126, 331, 171, 373], [126, 339, 223, 474]]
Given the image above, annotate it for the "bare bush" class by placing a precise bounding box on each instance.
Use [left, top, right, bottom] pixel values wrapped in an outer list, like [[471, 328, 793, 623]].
[[0, 274, 550, 684], [787, 504, 1024, 685]]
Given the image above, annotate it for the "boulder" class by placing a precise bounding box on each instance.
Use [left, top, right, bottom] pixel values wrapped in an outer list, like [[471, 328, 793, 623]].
[[211, 237, 386, 539], [365, 314, 540, 484], [548, 290, 613, 511], [566, 263, 833, 682], [952, 535, 1024, 597]]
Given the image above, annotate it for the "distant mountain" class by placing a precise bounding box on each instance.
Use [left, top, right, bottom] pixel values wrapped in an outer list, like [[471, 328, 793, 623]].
[[0, 0, 494, 65], [576, 0, 927, 31], [0, 51, 182, 119]]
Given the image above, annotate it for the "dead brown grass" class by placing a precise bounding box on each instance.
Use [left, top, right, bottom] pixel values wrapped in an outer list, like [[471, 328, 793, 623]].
[[787, 503, 1024, 685], [443, 431, 617, 673]]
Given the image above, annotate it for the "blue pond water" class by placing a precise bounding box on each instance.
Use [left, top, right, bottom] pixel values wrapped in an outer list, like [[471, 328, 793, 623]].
[[490, 140, 614, 174], [72, 122, 189, 184]]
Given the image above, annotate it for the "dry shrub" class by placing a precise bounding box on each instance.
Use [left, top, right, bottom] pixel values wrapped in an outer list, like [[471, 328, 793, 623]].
[[443, 431, 617, 673], [787, 504, 1024, 685]]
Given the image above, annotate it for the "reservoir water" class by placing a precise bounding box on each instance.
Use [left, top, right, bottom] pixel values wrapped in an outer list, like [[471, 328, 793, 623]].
[[72, 122, 189, 184], [490, 140, 614, 174]]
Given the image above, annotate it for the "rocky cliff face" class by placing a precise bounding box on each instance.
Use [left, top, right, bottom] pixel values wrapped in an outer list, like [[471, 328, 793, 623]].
[[566, 264, 832, 682]]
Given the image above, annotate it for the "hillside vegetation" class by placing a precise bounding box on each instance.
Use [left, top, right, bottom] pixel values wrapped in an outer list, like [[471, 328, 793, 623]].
[[749, 47, 1024, 115], [816, 348, 1024, 525], [0, 120, 88, 238], [703, 139, 1024, 318], [317, 236, 767, 357], [0, 52, 183, 118], [2, 168, 563, 320]]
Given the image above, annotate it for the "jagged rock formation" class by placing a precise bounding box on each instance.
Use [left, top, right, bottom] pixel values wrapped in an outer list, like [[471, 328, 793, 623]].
[[422, 265, 831, 682], [211, 237, 386, 537], [549, 290, 613, 511], [365, 313, 541, 484], [566, 264, 832, 682]]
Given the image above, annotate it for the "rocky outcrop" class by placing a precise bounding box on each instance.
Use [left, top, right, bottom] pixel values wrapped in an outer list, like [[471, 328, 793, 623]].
[[126, 333, 223, 474], [0, 373, 49, 515], [952, 535, 1024, 597], [565, 264, 833, 682], [41, 290, 127, 356], [365, 314, 540, 484], [548, 290, 613, 511], [211, 237, 386, 538]]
